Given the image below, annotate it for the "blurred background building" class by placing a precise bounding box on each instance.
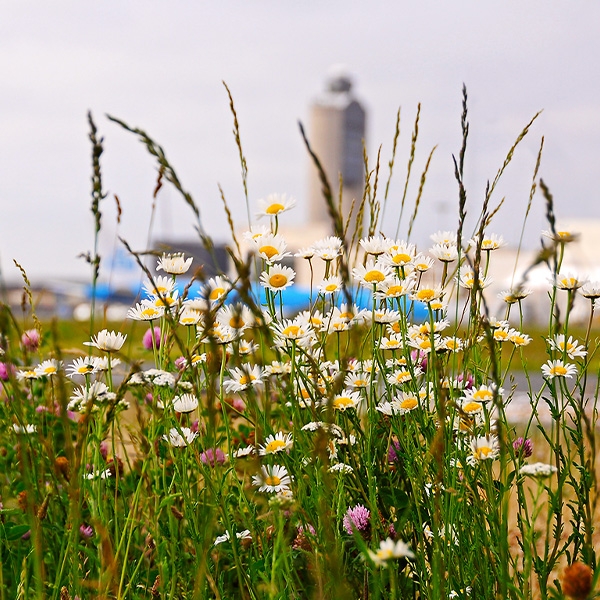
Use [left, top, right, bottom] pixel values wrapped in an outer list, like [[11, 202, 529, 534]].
[[307, 65, 366, 239]]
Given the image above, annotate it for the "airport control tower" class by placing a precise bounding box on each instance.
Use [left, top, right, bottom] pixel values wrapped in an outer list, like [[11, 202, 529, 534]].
[[307, 66, 366, 238]]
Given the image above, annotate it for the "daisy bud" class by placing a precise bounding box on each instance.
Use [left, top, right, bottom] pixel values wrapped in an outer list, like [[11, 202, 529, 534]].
[[55, 456, 70, 481], [562, 562, 592, 600]]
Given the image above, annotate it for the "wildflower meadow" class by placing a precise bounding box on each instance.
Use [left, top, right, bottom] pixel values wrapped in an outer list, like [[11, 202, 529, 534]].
[[0, 89, 599, 599]]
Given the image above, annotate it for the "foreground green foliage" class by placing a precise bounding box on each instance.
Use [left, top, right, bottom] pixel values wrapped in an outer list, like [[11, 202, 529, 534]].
[[0, 91, 599, 599]]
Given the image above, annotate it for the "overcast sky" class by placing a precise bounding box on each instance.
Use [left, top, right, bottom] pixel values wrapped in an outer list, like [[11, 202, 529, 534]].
[[1, 1, 599, 285]]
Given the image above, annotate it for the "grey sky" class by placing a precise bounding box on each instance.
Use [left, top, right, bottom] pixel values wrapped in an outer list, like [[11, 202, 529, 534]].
[[1, 1, 599, 284]]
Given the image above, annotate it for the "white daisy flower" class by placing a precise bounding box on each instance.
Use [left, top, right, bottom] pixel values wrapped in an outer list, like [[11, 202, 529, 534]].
[[256, 193, 296, 218], [367, 538, 414, 566], [430, 243, 458, 263], [542, 229, 579, 243], [353, 259, 393, 289], [259, 432, 293, 455], [34, 359, 61, 377], [254, 232, 290, 263], [163, 427, 197, 447], [260, 265, 296, 291], [13, 423, 37, 434], [171, 394, 199, 414], [223, 365, 264, 394], [252, 464, 293, 493], [359, 235, 392, 256], [143, 275, 176, 299], [156, 252, 193, 275], [127, 302, 165, 321], [381, 241, 416, 268], [498, 287, 533, 304], [541, 360, 577, 379], [203, 276, 232, 303], [66, 356, 97, 378], [84, 329, 127, 353], [242, 225, 271, 242], [467, 435, 499, 466], [430, 230, 456, 245], [554, 271, 586, 291], [548, 334, 587, 359], [216, 304, 255, 332], [318, 276, 344, 295], [329, 390, 363, 412]]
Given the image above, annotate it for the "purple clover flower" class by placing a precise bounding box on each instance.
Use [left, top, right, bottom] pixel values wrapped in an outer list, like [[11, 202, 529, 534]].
[[513, 437, 533, 458], [21, 329, 40, 352], [343, 504, 371, 535], [200, 448, 226, 467], [143, 326, 162, 350], [80, 524, 94, 539], [388, 440, 401, 463]]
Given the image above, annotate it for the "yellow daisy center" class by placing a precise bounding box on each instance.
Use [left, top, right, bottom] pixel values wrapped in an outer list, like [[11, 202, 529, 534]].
[[239, 374, 256, 385], [43, 366, 57, 374], [417, 289, 435, 301], [391, 322, 401, 334], [259, 245, 279, 259], [265, 440, 286, 453], [269, 274, 288, 288], [142, 308, 159, 318], [551, 365, 568, 376], [472, 390, 493, 401], [494, 330, 509, 341], [229, 316, 245, 328], [155, 296, 176, 307], [325, 284, 338, 292], [392, 253, 412, 264], [266, 203, 285, 215], [386, 285, 404, 296], [209, 287, 225, 300], [476, 446, 493, 459], [463, 401, 482, 414], [364, 270, 385, 283], [334, 396, 353, 409], [354, 379, 368, 387], [400, 398, 418, 411], [285, 325, 302, 337], [265, 475, 281, 486], [340, 311, 354, 320]]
